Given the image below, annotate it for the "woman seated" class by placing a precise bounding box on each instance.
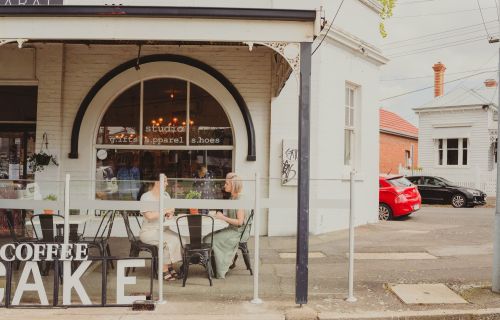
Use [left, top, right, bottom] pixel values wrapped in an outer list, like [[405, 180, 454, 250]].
[[140, 176, 182, 281], [205, 172, 250, 279]]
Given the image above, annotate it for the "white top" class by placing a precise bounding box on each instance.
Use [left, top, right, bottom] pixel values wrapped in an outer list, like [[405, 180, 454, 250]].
[[139, 191, 171, 233]]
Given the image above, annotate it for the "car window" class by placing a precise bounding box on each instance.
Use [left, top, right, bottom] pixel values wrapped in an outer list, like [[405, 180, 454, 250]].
[[407, 177, 420, 185], [387, 177, 413, 188], [423, 177, 440, 186]]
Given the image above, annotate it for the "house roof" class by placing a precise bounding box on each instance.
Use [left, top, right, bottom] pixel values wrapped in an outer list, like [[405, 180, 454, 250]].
[[380, 109, 418, 138], [414, 86, 498, 111]]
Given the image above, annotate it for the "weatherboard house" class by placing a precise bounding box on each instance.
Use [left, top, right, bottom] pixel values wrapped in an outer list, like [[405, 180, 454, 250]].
[[412, 62, 498, 194]]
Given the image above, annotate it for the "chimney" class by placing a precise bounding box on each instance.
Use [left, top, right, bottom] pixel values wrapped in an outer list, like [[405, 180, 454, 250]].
[[485, 79, 498, 88], [432, 62, 446, 97]]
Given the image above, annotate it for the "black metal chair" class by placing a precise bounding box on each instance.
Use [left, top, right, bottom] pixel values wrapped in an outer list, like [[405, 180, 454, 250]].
[[229, 210, 254, 275], [79, 210, 116, 269], [2, 210, 34, 270], [120, 211, 158, 277], [176, 214, 214, 286]]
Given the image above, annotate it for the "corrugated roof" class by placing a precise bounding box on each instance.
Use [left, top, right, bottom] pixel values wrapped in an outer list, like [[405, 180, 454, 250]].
[[380, 109, 418, 138], [414, 86, 498, 110]]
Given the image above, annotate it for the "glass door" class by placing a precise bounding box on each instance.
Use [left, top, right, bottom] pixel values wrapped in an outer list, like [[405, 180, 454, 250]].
[[0, 129, 35, 180]]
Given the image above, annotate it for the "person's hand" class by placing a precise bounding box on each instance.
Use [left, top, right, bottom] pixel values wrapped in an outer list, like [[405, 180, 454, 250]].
[[165, 210, 174, 219], [215, 212, 225, 220]]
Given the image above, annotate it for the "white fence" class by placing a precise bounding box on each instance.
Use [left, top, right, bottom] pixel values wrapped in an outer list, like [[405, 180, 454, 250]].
[[398, 164, 497, 196]]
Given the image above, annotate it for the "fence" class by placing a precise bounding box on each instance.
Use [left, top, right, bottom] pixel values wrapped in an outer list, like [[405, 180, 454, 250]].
[[398, 164, 497, 196], [0, 174, 357, 307]]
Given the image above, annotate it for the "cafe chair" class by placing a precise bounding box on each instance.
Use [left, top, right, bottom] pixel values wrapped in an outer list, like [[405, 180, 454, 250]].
[[79, 210, 117, 270], [120, 211, 158, 277], [2, 210, 35, 270], [229, 210, 254, 275], [176, 214, 214, 287]]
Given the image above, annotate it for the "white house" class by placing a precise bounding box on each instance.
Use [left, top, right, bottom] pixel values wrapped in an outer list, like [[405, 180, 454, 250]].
[[412, 62, 498, 195], [0, 0, 387, 238]]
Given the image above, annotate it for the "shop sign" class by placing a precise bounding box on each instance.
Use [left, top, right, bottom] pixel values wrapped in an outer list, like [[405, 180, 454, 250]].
[[0, 243, 152, 307], [1, 0, 63, 5], [281, 139, 298, 186], [144, 125, 185, 145]]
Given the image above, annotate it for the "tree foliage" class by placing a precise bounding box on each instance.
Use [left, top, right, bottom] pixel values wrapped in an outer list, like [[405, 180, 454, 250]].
[[378, 0, 396, 38]]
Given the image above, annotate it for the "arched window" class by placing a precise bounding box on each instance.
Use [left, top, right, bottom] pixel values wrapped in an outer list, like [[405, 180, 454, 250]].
[[95, 79, 233, 200]]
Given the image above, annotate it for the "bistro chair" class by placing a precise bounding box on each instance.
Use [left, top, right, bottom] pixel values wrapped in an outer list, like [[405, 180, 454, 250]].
[[229, 210, 254, 275], [79, 209, 117, 269], [2, 210, 34, 270], [120, 211, 158, 277], [176, 214, 214, 287]]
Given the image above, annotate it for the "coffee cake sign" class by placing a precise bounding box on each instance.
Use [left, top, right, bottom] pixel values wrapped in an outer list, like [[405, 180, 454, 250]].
[[0, 243, 150, 306], [1, 0, 63, 5]]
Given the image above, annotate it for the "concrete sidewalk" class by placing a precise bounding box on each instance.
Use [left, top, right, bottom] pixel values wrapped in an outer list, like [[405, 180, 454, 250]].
[[4, 205, 500, 319]]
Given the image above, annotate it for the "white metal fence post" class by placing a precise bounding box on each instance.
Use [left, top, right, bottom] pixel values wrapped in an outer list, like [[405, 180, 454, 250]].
[[157, 174, 166, 304], [346, 170, 357, 302], [251, 172, 262, 304], [64, 173, 70, 246]]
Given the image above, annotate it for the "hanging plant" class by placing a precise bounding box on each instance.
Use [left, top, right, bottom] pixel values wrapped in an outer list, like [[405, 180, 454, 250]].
[[28, 133, 59, 173]]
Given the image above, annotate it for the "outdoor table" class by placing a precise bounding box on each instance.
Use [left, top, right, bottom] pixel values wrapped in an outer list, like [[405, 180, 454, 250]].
[[164, 214, 228, 237], [27, 214, 89, 239]]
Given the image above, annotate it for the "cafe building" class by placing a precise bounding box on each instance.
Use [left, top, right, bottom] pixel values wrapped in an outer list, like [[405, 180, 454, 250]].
[[0, 1, 386, 237]]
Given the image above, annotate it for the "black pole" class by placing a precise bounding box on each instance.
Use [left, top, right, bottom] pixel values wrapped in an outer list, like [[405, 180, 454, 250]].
[[296, 42, 311, 305]]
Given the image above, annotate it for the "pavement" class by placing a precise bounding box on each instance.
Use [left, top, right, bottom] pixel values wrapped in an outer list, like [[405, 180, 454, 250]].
[[3, 203, 500, 319]]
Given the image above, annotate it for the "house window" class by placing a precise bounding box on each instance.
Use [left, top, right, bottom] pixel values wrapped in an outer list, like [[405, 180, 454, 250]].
[[344, 85, 356, 166], [405, 150, 411, 168], [437, 138, 468, 166]]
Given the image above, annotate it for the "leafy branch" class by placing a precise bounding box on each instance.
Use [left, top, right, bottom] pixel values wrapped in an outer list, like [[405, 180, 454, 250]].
[[378, 0, 396, 38]]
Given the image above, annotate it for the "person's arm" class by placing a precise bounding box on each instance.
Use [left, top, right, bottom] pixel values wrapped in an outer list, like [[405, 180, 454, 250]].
[[215, 209, 245, 227]]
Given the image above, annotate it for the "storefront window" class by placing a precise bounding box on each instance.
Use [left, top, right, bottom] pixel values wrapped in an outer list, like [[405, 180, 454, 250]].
[[97, 84, 140, 145]]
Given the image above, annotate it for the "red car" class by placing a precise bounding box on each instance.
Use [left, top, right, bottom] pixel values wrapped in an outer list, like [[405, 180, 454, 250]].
[[379, 175, 421, 220]]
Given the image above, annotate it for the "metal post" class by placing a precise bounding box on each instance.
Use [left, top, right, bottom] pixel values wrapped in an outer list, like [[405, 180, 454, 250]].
[[251, 172, 262, 304], [64, 173, 70, 245], [157, 174, 166, 303], [346, 170, 357, 302], [492, 11, 500, 292], [296, 42, 311, 305]]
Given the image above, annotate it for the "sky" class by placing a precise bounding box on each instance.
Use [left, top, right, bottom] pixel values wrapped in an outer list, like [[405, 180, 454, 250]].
[[380, 0, 499, 126]]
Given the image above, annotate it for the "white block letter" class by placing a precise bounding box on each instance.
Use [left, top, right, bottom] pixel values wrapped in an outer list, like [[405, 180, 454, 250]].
[[116, 259, 146, 304], [63, 260, 92, 305], [12, 261, 48, 305], [0, 262, 5, 303]]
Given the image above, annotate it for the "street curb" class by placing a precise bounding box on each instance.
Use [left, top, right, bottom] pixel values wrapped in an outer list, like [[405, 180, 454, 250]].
[[319, 308, 500, 320]]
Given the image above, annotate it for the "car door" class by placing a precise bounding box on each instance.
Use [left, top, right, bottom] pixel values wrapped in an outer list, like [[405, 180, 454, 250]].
[[419, 176, 444, 203], [434, 177, 455, 203]]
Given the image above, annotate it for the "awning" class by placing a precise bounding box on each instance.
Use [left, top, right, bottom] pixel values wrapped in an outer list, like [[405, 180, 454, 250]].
[[432, 126, 471, 139]]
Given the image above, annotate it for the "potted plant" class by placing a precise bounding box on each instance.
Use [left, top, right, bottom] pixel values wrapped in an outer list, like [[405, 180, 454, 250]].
[[185, 190, 202, 214], [28, 151, 59, 173], [43, 194, 57, 214]]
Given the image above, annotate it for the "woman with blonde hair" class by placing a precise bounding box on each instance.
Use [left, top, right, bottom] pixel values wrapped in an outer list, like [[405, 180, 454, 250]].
[[205, 172, 250, 279]]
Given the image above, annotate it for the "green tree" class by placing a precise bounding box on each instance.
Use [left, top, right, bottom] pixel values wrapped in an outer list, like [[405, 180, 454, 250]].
[[379, 0, 396, 37]]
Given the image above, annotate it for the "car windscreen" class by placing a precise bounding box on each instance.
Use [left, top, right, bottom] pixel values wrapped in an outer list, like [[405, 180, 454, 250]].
[[437, 177, 456, 186], [387, 177, 414, 188]]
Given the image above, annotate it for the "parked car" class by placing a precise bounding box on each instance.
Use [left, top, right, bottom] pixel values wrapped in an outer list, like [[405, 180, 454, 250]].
[[406, 176, 486, 208], [379, 175, 422, 220]]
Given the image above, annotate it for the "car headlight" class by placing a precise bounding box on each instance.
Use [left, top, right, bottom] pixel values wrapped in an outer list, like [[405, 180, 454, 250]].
[[471, 191, 481, 196]]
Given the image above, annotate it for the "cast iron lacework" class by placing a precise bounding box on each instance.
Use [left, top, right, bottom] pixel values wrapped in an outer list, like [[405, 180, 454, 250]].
[[245, 41, 301, 80], [0, 39, 28, 48]]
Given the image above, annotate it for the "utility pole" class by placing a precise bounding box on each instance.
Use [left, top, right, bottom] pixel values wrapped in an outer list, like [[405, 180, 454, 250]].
[[492, 1, 500, 292]]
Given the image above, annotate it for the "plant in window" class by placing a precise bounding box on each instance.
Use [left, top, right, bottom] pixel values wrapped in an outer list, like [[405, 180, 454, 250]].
[[43, 194, 57, 214], [185, 190, 202, 214]]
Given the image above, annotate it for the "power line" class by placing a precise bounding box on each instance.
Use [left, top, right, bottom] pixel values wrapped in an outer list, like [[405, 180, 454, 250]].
[[391, 6, 496, 19], [381, 70, 499, 101], [388, 34, 498, 58], [381, 67, 497, 81], [311, 0, 345, 56], [477, 0, 492, 39], [382, 20, 498, 46]]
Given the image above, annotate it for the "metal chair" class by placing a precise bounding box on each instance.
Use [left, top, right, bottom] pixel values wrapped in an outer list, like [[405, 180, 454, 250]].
[[2, 210, 34, 270], [79, 210, 116, 269], [120, 211, 158, 277], [176, 214, 214, 286], [229, 210, 254, 275]]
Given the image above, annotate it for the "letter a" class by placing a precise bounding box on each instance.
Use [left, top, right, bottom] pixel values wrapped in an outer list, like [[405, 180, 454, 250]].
[[63, 260, 92, 305], [12, 261, 48, 305]]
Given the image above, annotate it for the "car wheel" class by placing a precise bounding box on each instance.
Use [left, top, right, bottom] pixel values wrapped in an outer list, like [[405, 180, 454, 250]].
[[379, 203, 393, 221], [451, 194, 466, 208]]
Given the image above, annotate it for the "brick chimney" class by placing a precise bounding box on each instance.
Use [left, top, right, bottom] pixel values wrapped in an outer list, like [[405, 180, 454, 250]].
[[432, 62, 446, 97], [485, 79, 498, 88]]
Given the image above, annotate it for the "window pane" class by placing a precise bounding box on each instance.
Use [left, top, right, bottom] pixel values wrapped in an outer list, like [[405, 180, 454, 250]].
[[349, 89, 354, 107], [345, 88, 349, 106], [345, 106, 349, 126], [438, 139, 443, 149], [439, 150, 443, 165], [344, 130, 351, 165], [463, 149, 468, 165], [349, 108, 354, 126], [97, 84, 140, 145], [0, 86, 37, 122], [447, 149, 458, 165], [143, 79, 187, 146], [189, 83, 232, 146], [463, 138, 468, 149], [447, 138, 458, 149]]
